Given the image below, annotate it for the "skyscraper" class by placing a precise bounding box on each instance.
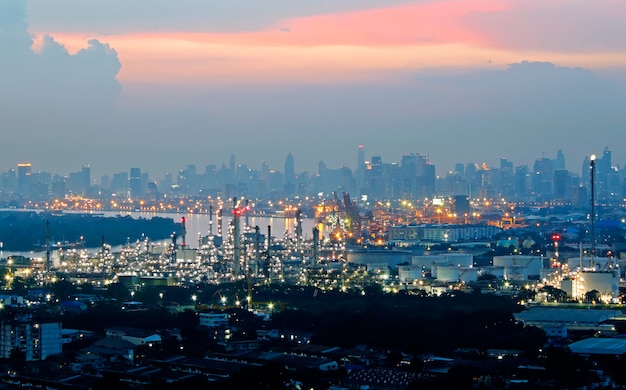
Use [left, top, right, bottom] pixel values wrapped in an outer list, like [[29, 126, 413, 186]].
[[532, 158, 554, 199], [357, 145, 365, 172], [554, 149, 566, 170], [17, 163, 32, 196], [284, 153, 295, 196], [81, 164, 91, 196], [356, 145, 366, 195], [130, 167, 142, 198]]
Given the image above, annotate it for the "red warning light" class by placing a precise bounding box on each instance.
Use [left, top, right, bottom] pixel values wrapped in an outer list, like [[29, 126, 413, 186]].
[[233, 208, 242, 216], [551, 234, 561, 242]]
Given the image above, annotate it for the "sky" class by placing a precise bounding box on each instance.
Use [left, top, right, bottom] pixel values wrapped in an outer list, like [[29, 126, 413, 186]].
[[1, 0, 625, 179]]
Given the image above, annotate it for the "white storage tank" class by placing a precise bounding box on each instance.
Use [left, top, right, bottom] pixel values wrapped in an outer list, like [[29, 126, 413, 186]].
[[479, 266, 504, 279], [540, 268, 558, 282], [504, 265, 527, 281], [459, 267, 479, 283], [398, 265, 423, 283], [347, 249, 411, 267], [566, 257, 611, 271], [560, 278, 574, 298], [412, 255, 449, 268], [493, 255, 542, 277], [436, 265, 461, 282], [580, 270, 619, 299], [437, 253, 473, 267]]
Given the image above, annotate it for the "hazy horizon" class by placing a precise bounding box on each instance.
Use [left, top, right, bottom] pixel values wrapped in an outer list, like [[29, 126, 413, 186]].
[[1, 0, 625, 179]]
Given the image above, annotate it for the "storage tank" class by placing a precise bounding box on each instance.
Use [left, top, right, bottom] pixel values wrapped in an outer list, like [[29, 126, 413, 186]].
[[580, 270, 619, 298], [398, 265, 423, 283], [493, 255, 542, 277], [366, 263, 390, 273], [412, 255, 449, 268], [479, 266, 504, 279], [459, 267, 479, 283], [436, 265, 460, 282], [347, 249, 411, 267], [540, 268, 557, 282], [566, 257, 611, 271], [437, 253, 473, 267], [504, 265, 527, 281], [560, 278, 574, 298]]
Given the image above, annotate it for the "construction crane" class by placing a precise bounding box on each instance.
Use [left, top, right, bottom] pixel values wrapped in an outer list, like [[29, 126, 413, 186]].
[[342, 192, 362, 240]]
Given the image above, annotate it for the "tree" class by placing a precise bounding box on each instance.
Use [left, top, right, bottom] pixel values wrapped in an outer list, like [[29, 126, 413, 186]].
[[104, 283, 130, 301], [52, 280, 78, 300], [584, 289, 601, 303], [539, 285, 568, 302]]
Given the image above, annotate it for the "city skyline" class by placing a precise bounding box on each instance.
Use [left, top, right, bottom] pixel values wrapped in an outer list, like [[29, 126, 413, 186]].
[[1, 0, 626, 178], [0, 146, 616, 180]]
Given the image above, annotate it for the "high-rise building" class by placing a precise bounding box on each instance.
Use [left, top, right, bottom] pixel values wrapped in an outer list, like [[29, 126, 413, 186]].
[[554, 149, 566, 170], [82, 164, 91, 196], [366, 156, 386, 199], [454, 163, 465, 178], [356, 145, 366, 196], [400, 154, 418, 199], [1, 169, 18, 193], [500, 158, 513, 173], [111, 172, 129, 195], [453, 195, 470, 215], [284, 153, 295, 196], [0, 313, 62, 361], [514, 165, 529, 200], [130, 167, 142, 198], [17, 163, 32, 195], [532, 157, 554, 199], [357, 145, 365, 172], [553, 170, 571, 200], [68, 171, 83, 194], [51, 175, 67, 199]]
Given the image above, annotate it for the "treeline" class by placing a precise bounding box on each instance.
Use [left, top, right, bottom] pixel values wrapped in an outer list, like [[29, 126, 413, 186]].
[[271, 290, 546, 355], [0, 211, 178, 251]]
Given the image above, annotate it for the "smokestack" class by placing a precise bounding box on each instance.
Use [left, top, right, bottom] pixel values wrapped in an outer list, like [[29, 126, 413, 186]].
[[245, 199, 250, 229], [217, 208, 223, 237], [255, 225, 261, 276], [590, 154, 596, 269], [46, 220, 50, 274], [296, 209, 303, 253], [209, 205, 214, 236], [181, 217, 187, 249], [267, 225, 272, 281], [313, 226, 319, 266], [233, 197, 241, 278], [171, 232, 177, 263]]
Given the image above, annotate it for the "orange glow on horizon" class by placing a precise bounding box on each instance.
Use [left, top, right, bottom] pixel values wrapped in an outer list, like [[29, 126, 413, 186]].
[[30, 0, 626, 86]]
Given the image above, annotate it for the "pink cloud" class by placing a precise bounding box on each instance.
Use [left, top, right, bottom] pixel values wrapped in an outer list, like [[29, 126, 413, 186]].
[[128, 0, 506, 47], [33, 0, 626, 86], [466, 0, 626, 51]]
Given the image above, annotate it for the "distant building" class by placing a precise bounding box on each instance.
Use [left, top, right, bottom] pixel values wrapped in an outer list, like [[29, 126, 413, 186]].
[[130, 167, 142, 198], [388, 224, 501, 244], [199, 313, 230, 328], [17, 163, 32, 195], [514, 307, 619, 334], [0, 313, 62, 361]]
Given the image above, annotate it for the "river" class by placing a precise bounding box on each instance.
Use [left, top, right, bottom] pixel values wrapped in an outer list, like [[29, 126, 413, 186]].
[[0, 210, 321, 259]]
